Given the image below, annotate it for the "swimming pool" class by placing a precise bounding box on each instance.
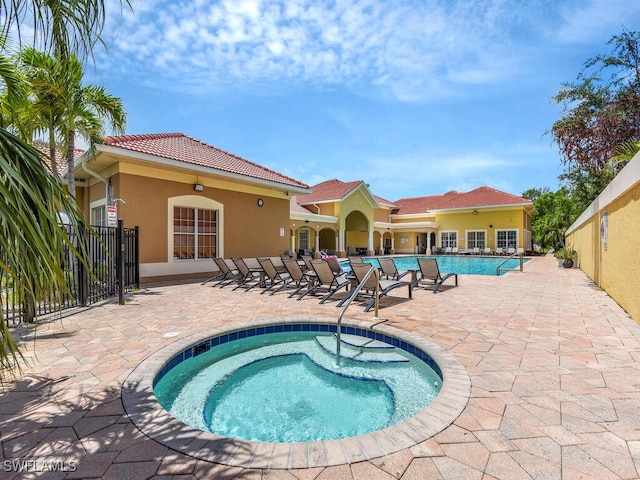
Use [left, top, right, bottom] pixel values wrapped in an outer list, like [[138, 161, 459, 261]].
[[153, 329, 441, 442], [348, 255, 528, 276], [123, 319, 471, 468]]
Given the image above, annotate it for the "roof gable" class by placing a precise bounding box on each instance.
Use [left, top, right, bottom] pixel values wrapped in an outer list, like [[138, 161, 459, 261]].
[[100, 133, 309, 190], [432, 187, 531, 210], [296, 179, 363, 204], [392, 191, 460, 215]]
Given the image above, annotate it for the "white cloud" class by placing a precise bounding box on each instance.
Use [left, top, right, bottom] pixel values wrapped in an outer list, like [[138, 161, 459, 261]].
[[100, 0, 640, 102]]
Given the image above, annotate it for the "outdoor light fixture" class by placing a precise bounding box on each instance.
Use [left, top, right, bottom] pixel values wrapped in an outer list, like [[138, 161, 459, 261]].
[[473, 210, 478, 215], [193, 183, 204, 192]]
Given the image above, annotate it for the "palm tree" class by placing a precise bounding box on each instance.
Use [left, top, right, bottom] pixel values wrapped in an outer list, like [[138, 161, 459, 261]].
[[610, 139, 640, 169], [56, 54, 126, 197], [18, 48, 126, 190], [0, 0, 131, 375]]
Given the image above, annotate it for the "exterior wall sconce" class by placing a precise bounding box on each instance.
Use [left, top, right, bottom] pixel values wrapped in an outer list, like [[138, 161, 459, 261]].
[[305, 220, 309, 223], [489, 224, 493, 228], [472, 210, 478, 215], [193, 183, 204, 192]]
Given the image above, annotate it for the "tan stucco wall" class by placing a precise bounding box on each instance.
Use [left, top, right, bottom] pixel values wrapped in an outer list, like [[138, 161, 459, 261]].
[[116, 173, 290, 261], [566, 154, 640, 323], [435, 209, 525, 249], [373, 208, 390, 223], [601, 187, 640, 321], [566, 215, 599, 283]]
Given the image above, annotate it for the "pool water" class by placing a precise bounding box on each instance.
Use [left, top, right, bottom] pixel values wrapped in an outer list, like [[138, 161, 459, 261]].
[[154, 331, 441, 442], [348, 255, 528, 276]]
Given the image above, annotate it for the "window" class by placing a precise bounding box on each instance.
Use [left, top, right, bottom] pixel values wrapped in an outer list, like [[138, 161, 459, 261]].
[[299, 228, 310, 250], [467, 230, 486, 249], [496, 229, 518, 249], [440, 231, 457, 248], [91, 205, 106, 226], [173, 206, 217, 260]]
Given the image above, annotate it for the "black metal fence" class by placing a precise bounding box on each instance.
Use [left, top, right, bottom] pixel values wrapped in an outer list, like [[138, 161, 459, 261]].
[[1, 220, 139, 325]]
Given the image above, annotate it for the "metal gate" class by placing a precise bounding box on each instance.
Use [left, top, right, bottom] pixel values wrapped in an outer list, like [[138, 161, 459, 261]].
[[1, 220, 139, 324]]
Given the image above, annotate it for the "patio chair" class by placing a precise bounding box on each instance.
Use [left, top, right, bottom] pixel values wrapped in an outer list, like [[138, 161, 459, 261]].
[[495, 247, 504, 255], [416, 258, 458, 294], [378, 257, 410, 281], [298, 260, 350, 304], [301, 255, 314, 271], [200, 258, 225, 285], [231, 258, 263, 291], [348, 256, 364, 265], [277, 258, 314, 298], [323, 256, 343, 274], [209, 258, 240, 288], [338, 263, 411, 312], [257, 257, 291, 295], [483, 247, 492, 255]]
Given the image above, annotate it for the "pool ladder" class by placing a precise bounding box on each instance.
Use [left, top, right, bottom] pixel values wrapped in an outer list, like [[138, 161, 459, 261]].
[[496, 252, 524, 275], [335, 266, 380, 360]]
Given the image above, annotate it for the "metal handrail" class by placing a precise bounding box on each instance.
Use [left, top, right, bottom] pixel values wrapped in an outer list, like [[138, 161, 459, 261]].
[[336, 266, 380, 360], [496, 252, 524, 275]]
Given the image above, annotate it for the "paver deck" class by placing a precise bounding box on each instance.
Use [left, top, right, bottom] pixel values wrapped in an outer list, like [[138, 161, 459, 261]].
[[2, 254, 640, 479]]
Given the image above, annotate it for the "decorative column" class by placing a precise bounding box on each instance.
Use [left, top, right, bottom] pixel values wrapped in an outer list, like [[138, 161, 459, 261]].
[[367, 228, 374, 256], [337, 229, 346, 258], [390, 236, 395, 255], [426, 232, 432, 255], [314, 232, 320, 258]]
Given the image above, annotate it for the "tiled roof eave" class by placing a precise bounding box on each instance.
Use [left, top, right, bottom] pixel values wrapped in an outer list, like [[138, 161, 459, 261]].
[[430, 203, 533, 212], [95, 144, 310, 194]]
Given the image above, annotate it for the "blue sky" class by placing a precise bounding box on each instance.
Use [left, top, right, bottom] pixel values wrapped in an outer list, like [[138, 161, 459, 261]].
[[91, 0, 640, 201]]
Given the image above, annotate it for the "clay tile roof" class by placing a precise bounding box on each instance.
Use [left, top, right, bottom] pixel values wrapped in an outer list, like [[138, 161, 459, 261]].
[[392, 187, 531, 214], [32, 140, 84, 176], [431, 186, 531, 210], [101, 133, 309, 189], [392, 191, 460, 215], [296, 179, 364, 204]]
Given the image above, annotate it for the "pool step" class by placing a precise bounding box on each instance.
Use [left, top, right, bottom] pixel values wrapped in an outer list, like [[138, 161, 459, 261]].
[[333, 333, 395, 350], [314, 336, 408, 363]]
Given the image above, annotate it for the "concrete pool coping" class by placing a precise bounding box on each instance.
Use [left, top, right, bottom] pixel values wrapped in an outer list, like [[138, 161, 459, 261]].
[[123, 317, 471, 469]]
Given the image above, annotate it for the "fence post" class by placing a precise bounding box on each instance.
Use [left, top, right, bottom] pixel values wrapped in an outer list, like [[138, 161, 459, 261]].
[[134, 226, 140, 288], [78, 222, 88, 307], [117, 219, 125, 305]]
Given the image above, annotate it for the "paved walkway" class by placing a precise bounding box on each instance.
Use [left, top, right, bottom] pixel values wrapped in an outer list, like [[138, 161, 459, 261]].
[[2, 255, 640, 479]]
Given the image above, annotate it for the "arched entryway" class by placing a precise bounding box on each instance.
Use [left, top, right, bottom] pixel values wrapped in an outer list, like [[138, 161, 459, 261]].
[[345, 211, 370, 256]]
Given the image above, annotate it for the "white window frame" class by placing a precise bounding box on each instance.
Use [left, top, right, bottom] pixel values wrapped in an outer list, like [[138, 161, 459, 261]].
[[466, 230, 487, 249], [299, 227, 310, 250], [496, 229, 518, 249], [90, 198, 107, 226], [173, 206, 218, 261], [440, 230, 458, 248], [168, 195, 224, 262]]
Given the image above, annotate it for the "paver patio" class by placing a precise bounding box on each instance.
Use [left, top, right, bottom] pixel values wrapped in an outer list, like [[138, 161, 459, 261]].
[[2, 254, 640, 479]]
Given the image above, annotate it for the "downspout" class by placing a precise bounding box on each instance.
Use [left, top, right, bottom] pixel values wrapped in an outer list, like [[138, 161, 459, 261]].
[[80, 147, 113, 206]]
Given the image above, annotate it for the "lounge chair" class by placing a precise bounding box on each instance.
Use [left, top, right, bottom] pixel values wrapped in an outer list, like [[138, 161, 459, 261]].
[[298, 260, 350, 304], [507, 247, 516, 255], [415, 258, 458, 294], [300, 255, 314, 271], [278, 258, 314, 298], [378, 257, 410, 281], [323, 256, 343, 274], [200, 258, 224, 285], [483, 247, 492, 255], [338, 263, 411, 312], [472, 247, 480, 255], [209, 258, 240, 287], [231, 258, 263, 291], [495, 247, 504, 255], [348, 256, 364, 265], [257, 258, 291, 295]]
